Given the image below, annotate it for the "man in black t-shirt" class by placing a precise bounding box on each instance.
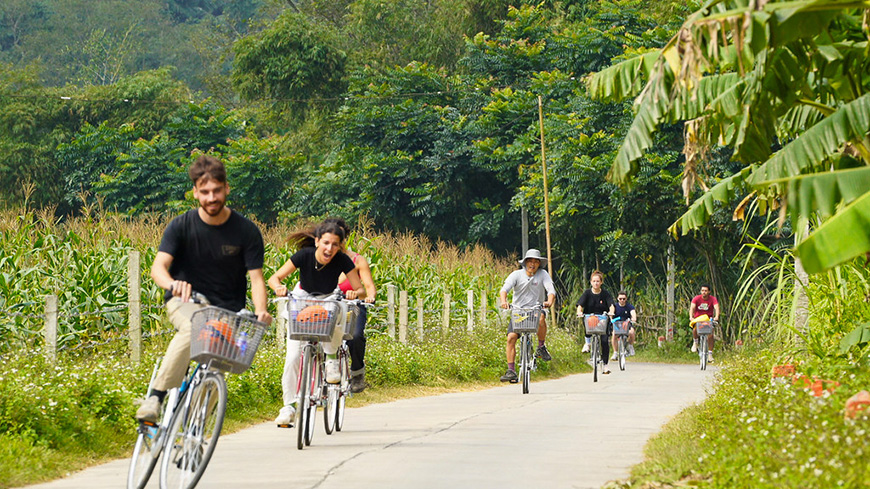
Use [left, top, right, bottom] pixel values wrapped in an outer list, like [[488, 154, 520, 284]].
[[135, 155, 273, 423], [611, 291, 638, 358]]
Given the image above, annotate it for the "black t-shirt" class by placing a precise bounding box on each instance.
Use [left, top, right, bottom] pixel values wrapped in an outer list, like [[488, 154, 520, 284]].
[[290, 247, 355, 295], [159, 209, 264, 311], [576, 289, 614, 315], [614, 303, 635, 321]]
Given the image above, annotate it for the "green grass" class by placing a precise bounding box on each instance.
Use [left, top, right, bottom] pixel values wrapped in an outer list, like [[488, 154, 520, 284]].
[[620, 349, 870, 488], [0, 319, 588, 488]]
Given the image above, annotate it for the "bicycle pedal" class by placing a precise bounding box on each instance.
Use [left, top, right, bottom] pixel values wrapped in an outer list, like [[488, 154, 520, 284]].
[[277, 423, 294, 428], [509, 378, 519, 384]]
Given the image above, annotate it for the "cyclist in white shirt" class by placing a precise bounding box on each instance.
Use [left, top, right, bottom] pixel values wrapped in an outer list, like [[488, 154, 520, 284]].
[[498, 249, 556, 383]]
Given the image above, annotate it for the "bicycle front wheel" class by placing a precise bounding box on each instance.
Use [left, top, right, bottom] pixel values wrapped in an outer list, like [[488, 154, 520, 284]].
[[699, 335, 708, 371], [160, 372, 227, 489], [521, 334, 530, 394], [304, 353, 320, 446], [297, 346, 311, 450], [592, 336, 599, 383], [618, 336, 626, 371], [128, 424, 161, 489]]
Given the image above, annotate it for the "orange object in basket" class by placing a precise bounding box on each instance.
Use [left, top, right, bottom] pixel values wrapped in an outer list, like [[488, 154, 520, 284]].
[[199, 319, 233, 351], [297, 305, 329, 323]]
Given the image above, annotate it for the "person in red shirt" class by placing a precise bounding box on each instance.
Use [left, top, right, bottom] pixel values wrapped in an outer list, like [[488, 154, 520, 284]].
[[689, 284, 719, 362]]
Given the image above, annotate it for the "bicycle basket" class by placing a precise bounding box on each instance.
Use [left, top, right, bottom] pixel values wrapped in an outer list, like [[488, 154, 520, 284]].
[[612, 319, 630, 335], [342, 302, 360, 340], [190, 306, 267, 374], [584, 314, 608, 335], [286, 297, 342, 341], [695, 321, 713, 334], [510, 307, 542, 333]]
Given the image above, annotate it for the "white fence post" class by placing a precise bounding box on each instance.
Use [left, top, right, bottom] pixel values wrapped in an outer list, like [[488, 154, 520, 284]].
[[399, 290, 408, 344], [128, 250, 141, 363], [44, 294, 57, 364], [442, 293, 451, 335], [387, 284, 396, 339], [479, 289, 487, 327], [466, 289, 474, 332], [417, 296, 424, 341]]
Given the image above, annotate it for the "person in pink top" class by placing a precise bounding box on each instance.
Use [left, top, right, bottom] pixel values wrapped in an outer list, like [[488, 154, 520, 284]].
[[689, 284, 720, 362], [328, 218, 377, 393]]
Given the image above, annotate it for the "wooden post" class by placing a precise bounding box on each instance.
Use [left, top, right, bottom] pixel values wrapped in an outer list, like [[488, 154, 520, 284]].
[[538, 95, 555, 324], [479, 289, 487, 327], [44, 294, 58, 364], [442, 293, 451, 335], [521, 207, 529, 256], [667, 242, 675, 341], [387, 284, 396, 338], [466, 290, 474, 332], [399, 290, 408, 344], [128, 250, 141, 363], [417, 297, 425, 341]]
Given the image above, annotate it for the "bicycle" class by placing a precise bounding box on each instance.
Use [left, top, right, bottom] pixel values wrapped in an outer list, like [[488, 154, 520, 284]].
[[583, 314, 609, 382], [323, 299, 369, 434], [696, 319, 715, 370], [128, 294, 267, 489], [612, 318, 630, 371], [282, 294, 347, 450], [509, 305, 542, 394]]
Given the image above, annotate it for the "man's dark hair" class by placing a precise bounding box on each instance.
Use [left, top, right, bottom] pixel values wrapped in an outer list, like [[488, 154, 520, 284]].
[[700, 284, 712, 291], [189, 155, 227, 184], [617, 291, 628, 298]]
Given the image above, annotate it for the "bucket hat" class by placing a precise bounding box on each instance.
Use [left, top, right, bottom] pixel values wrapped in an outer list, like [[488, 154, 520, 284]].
[[518, 249, 547, 268]]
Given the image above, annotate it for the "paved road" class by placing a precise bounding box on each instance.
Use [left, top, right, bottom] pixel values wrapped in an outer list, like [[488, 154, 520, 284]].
[[28, 362, 716, 489]]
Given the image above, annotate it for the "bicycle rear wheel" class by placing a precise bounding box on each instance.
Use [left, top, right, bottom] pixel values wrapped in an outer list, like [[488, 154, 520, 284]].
[[592, 336, 599, 383], [335, 348, 349, 432], [521, 334, 530, 394], [618, 336, 626, 371], [699, 335, 708, 370], [296, 347, 311, 450], [160, 372, 227, 489]]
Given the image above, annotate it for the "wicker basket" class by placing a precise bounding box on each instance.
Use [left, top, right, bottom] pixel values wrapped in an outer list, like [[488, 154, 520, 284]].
[[695, 321, 713, 334], [343, 302, 360, 340], [510, 307, 542, 333], [190, 306, 267, 374], [583, 314, 609, 335], [612, 319, 630, 335], [286, 297, 342, 341]]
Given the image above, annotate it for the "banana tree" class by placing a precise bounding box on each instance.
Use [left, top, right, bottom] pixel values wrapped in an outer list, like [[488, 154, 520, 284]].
[[586, 0, 870, 274]]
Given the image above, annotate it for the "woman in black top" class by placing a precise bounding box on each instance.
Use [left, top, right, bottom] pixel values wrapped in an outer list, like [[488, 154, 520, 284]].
[[267, 220, 365, 426], [575, 270, 615, 374]]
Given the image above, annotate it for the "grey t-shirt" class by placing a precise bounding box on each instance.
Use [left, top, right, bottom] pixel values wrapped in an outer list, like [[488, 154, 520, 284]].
[[501, 269, 556, 308]]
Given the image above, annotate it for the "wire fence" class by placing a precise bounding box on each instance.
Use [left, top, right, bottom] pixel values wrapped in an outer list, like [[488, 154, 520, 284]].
[[4, 252, 677, 362]]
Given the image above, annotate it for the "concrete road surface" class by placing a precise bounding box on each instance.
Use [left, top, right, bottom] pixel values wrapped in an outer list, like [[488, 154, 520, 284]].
[[27, 362, 716, 489]]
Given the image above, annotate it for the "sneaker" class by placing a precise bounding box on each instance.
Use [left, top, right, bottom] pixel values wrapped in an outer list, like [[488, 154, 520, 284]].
[[691, 340, 698, 353], [628, 344, 636, 356], [536, 345, 552, 361], [581, 343, 591, 353], [135, 395, 161, 423], [611, 353, 618, 361], [350, 372, 367, 394], [326, 359, 340, 383], [275, 405, 296, 427], [602, 365, 611, 374], [500, 369, 518, 383], [707, 351, 714, 363]]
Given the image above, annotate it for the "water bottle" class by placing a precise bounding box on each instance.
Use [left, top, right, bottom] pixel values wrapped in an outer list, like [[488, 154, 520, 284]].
[[237, 331, 248, 358]]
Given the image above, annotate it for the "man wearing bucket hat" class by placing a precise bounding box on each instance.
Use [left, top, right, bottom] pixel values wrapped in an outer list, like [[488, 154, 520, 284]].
[[498, 249, 556, 382]]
